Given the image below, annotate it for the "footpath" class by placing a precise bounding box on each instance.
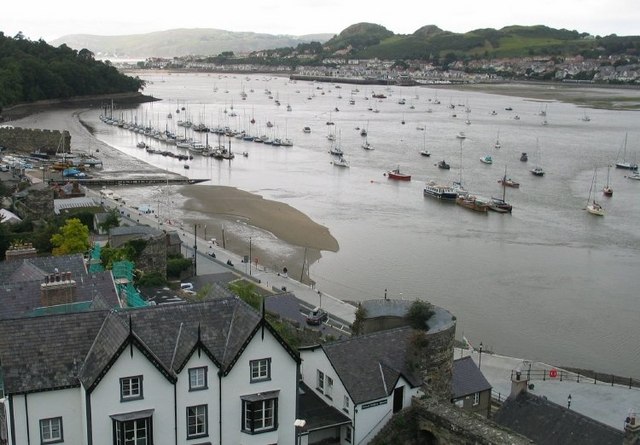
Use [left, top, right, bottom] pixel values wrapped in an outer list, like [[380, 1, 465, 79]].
[[457, 347, 640, 431]]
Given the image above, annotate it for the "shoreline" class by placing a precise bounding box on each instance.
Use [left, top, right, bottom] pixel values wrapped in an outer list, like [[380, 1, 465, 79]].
[[8, 105, 339, 283]]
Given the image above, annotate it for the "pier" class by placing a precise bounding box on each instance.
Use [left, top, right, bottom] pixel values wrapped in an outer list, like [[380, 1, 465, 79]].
[[49, 178, 208, 186]]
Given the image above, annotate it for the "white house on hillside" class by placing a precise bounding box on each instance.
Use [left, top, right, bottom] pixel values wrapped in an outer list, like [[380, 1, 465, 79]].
[[299, 327, 424, 445], [0, 297, 300, 445]]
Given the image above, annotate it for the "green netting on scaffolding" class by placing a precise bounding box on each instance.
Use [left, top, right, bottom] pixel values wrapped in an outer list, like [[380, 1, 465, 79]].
[[88, 244, 105, 274], [112, 260, 147, 308]]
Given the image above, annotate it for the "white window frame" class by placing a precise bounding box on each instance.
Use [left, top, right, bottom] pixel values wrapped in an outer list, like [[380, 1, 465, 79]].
[[326, 375, 334, 399], [317, 370, 325, 393], [187, 404, 208, 439], [343, 395, 350, 413], [40, 417, 63, 443], [120, 375, 143, 401], [250, 358, 271, 383], [345, 425, 352, 443], [473, 392, 480, 406], [114, 417, 151, 445], [188, 366, 207, 391], [242, 398, 278, 434]]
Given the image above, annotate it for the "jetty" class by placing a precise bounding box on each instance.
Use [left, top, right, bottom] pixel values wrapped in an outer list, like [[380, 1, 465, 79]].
[[49, 178, 208, 186]]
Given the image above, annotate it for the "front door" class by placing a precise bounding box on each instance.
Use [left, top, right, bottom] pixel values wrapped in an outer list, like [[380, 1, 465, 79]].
[[393, 386, 404, 413]]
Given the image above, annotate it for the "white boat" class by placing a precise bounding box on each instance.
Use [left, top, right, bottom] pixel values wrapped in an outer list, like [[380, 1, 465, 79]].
[[626, 172, 640, 181], [423, 181, 457, 201], [303, 126, 311, 133], [615, 133, 639, 171], [494, 130, 501, 149], [586, 168, 604, 216], [480, 155, 493, 165], [531, 139, 545, 176], [456, 132, 466, 139], [332, 155, 350, 168]]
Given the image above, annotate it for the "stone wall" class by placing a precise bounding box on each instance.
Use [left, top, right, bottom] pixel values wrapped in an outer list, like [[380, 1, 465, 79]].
[[14, 188, 55, 221], [369, 398, 530, 445], [135, 233, 168, 278], [0, 127, 70, 154]]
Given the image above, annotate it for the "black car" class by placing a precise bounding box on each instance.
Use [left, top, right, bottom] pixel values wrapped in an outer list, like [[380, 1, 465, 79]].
[[306, 307, 328, 326]]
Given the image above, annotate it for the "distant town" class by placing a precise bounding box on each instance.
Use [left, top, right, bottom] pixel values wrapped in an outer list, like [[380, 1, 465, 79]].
[[127, 54, 640, 85]]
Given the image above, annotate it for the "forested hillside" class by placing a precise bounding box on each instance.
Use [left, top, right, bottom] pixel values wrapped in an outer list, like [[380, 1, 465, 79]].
[[0, 32, 145, 110]]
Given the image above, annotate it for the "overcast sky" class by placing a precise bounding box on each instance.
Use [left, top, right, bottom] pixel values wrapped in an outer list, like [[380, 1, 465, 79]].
[[2, 0, 638, 42]]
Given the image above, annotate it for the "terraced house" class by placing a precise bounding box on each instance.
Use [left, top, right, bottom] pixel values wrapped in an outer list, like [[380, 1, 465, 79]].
[[0, 298, 300, 445]]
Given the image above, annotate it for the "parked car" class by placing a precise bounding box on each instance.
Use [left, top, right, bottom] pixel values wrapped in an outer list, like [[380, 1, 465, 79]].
[[180, 282, 194, 291], [306, 307, 328, 326]]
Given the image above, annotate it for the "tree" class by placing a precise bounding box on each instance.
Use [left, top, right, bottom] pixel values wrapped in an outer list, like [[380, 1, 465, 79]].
[[351, 303, 368, 336], [406, 300, 434, 331], [50, 218, 90, 256], [99, 209, 120, 233]]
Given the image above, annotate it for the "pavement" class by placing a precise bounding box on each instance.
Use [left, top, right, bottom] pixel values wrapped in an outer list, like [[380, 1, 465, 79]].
[[456, 347, 640, 431]]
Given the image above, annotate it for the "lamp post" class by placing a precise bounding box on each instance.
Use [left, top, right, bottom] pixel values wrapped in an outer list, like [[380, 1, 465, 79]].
[[479, 342, 483, 369], [249, 237, 252, 275], [193, 224, 198, 276], [204, 224, 207, 243], [567, 394, 572, 409], [294, 419, 306, 445]]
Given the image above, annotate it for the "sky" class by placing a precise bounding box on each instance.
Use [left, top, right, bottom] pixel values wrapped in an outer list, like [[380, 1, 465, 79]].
[[1, 0, 638, 42]]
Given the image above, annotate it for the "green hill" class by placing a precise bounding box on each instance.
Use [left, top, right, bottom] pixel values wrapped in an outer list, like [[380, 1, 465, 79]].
[[322, 24, 640, 60]]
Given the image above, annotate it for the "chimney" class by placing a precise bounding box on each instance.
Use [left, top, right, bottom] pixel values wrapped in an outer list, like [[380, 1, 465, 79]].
[[624, 410, 640, 445], [509, 367, 529, 400], [40, 271, 77, 307], [4, 242, 37, 262]]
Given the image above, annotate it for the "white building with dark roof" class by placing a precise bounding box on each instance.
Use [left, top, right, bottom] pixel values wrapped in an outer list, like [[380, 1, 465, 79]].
[[0, 297, 300, 445]]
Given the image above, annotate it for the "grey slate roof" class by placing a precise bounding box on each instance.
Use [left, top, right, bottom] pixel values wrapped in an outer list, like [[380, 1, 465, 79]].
[[451, 356, 492, 399], [322, 327, 422, 405], [0, 310, 108, 394], [298, 382, 351, 431], [0, 253, 119, 319], [109, 225, 163, 237], [0, 297, 280, 395], [493, 391, 624, 445]]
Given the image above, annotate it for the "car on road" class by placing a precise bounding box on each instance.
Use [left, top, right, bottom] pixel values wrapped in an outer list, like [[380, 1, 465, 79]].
[[306, 307, 328, 326]]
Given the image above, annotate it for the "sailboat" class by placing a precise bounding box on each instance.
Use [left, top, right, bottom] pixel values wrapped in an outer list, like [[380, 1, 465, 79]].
[[494, 130, 501, 149], [452, 139, 467, 196], [531, 139, 545, 176], [615, 133, 639, 170], [603, 164, 613, 196], [490, 165, 514, 213], [419, 131, 430, 157], [586, 168, 605, 216]]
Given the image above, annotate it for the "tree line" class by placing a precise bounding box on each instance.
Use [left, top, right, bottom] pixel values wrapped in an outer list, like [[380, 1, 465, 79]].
[[0, 32, 145, 111]]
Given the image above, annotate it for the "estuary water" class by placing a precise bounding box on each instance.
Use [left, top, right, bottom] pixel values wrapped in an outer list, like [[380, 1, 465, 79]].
[[86, 72, 640, 377]]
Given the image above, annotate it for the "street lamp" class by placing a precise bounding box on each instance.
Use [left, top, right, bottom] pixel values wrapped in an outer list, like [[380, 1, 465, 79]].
[[479, 342, 483, 369], [294, 419, 306, 445], [249, 236, 252, 276], [567, 394, 572, 409], [193, 224, 199, 276]]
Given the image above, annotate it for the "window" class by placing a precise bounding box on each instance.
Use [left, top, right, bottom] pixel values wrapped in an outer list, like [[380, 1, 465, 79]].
[[187, 405, 208, 439], [120, 376, 143, 401], [241, 391, 279, 435], [325, 376, 333, 399], [344, 425, 352, 443], [473, 392, 480, 406], [189, 367, 207, 391], [317, 370, 325, 393], [343, 396, 350, 413], [250, 358, 271, 382], [113, 417, 152, 445], [40, 417, 63, 443]]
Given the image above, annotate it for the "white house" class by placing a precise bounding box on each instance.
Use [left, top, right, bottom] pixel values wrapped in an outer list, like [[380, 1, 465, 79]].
[[0, 296, 300, 445], [299, 327, 424, 445]]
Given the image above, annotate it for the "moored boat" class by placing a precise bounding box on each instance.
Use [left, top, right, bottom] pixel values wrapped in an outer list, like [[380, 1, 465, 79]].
[[423, 181, 458, 201], [520, 152, 528, 162], [437, 160, 450, 170], [456, 195, 489, 212], [386, 166, 411, 181], [480, 155, 493, 165]]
